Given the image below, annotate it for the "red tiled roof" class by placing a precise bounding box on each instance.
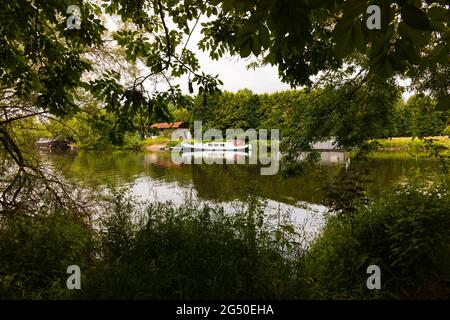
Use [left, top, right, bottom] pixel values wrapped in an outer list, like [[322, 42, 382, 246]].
[[150, 122, 185, 129]]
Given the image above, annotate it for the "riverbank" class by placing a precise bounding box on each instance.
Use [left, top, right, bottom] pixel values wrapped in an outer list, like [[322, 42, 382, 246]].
[[68, 136, 450, 159], [1, 181, 449, 299], [140, 137, 178, 151], [140, 135, 450, 152], [374, 136, 450, 155]]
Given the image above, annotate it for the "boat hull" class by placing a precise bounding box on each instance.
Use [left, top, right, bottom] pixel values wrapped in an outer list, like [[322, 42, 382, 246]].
[[181, 143, 251, 152]]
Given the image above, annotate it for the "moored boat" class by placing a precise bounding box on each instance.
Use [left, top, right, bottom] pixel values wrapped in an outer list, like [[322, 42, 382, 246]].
[[181, 151, 250, 163], [36, 137, 70, 149], [181, 140, 251, 152]]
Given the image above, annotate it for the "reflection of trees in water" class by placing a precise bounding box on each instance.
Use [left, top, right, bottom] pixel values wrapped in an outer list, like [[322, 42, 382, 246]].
[[325, 159, 373, 215], [191, 163, 342, 205], [325, 156, 443, 214], [50, 151, 192, 187], [48, 151, 444, 208], [363, 157, 442, 195]]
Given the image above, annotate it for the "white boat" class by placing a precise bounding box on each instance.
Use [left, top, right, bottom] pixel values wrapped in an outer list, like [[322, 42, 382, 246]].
[[181, 140, 252, 152]]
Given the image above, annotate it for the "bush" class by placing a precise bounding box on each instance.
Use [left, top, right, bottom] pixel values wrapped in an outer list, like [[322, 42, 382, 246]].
[[305, 181, 450, 299], [1, 182, 449, 299], [0, 213, 93, 299], [82, 199, 307, 299], [122, 132, 142, 149], [443, 126, 450, 137]]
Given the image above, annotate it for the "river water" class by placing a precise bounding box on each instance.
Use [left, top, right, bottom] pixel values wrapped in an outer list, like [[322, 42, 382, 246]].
[[45, 150, 445, 234]]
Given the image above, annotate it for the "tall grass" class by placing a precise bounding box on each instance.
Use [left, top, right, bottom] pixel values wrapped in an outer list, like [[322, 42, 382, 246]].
[[0, 213, 94, 299], [0, 181, 449, 299], [81, 198, 307, 299], [305, 180, 450, 299]]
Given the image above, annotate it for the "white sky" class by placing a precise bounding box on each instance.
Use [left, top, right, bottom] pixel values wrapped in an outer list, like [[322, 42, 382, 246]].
[[169, 25, 413, 100], [169, 17, 294, 95], [174, 53, 293, 95]]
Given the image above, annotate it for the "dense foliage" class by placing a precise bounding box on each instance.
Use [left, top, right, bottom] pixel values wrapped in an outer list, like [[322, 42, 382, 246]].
[[39, 88, 449, 151], [199, 0, 449, 104], [0, 0, 449, 301], [306, 181, 450, 299], [0, 212, 93, 299], [1, 182, 449, 299], [393, 94, 449, 137], [192, 89, 448, 144]]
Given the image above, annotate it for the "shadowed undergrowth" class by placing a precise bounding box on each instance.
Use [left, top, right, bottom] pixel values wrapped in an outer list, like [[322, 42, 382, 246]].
[[0, 181, 449, 299]]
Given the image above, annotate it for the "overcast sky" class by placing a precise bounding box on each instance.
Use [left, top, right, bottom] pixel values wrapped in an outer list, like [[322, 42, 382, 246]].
[[170, 19, 293, 95], [107, 16, 413, 100], [174, 53, 293, 95], [172, 24, 413, 100]]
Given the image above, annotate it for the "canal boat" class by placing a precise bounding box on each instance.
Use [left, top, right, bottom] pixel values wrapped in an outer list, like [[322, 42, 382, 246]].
[[181, 140, 251, 152], [36, 137, 70, 149]]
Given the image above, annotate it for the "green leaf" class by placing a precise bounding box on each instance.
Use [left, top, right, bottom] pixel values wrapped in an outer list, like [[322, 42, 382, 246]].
[[436, 95, 450, 111], [401, 5, 431, 30], [281, 224, 295, 234], [221, 0, 235, 13], [430, 21, 447, 33], [398, 22, 429, 48], [351, 20, 366, 52], [388, 50, 407, 73], [259, 25, 271, 49], [342, 0, 367, 18], [240, 39, 252, 58], [275, 230, 282, 241], [397, 40, 422, 65], [435, 44, 449, 65], [334, 24, 353, 58], [333, 17, 353, 36], [252, 35, 261, 56], [428, 6, 449, 22]]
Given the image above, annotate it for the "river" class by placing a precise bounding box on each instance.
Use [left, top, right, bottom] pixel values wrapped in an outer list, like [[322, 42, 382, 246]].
[[44, 150, 445, 234]]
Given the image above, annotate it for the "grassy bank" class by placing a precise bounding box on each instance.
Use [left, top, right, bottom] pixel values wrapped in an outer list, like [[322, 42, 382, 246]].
[[375, 137, 450, 155], [138, 136, 450, 155]]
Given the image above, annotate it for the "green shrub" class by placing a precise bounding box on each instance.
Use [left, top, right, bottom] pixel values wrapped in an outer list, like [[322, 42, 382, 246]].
[[122, 132, 142, 149], [443, 126, 450, 137], [1, 182, 449, 299], [82, 199, 307, 299], [0, 213, 93, 299], [305, 181, 450, 299]]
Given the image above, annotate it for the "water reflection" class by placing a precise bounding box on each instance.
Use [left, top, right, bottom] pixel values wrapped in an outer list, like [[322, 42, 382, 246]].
[[178, 151, 250, 164], [45, 150, 444, 232], [297, 151, 350, 166]]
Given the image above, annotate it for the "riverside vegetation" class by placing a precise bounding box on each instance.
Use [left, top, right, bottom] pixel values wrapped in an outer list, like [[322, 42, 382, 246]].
[[0, 177, 449, 299], [1, 0, 449, 300], [43, 90, 449, 153]]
